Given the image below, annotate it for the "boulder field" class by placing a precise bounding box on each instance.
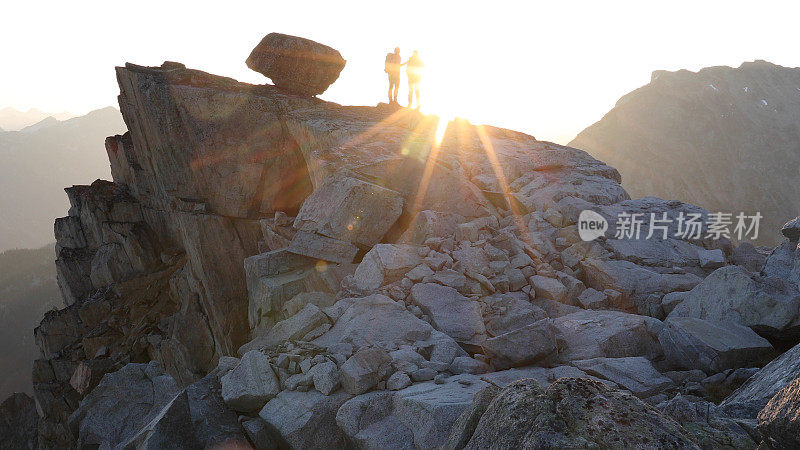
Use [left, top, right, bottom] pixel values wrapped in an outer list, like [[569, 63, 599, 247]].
[[16, 34, 800, 449]]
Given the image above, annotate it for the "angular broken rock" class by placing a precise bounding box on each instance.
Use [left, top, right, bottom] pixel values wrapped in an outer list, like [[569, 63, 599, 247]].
[[337, 374, 490, 449], [123, 373, 248, 449], [529, 275, 568, 303], [669, 265, 800, 338], [240, 417, 278, 450], [386, 371, 412, 391], [281, 291, 335, 318], [400, 210, 465, 244], [445, 384, 501, 450], [259, 389, 351, 448], [220, 350, 280, 412], [757, 377, 800, 449], [287, 230, 358, 264], [352, 244, 422, 291], [553, 310, 664, 362], [659, 317, 774, 373], [340, 347, 391, 395], [481, 319, 556, 369], [246, 32, 346, 96], [244, 249, 313, 324], [240, 303, 329, 354], [308, 361, 341, 395], [482, 292, 547, 337], [697, 248, 725, 270], [576, 287, 608, 310], [68, 361, 180, 448], [312, 294, 438, 351], [410, 283, 486, 343], [720, 340, 800, 419], [571, 356, 672, 398], [294, 175, 403, 247], [69, 358, 115, 396]]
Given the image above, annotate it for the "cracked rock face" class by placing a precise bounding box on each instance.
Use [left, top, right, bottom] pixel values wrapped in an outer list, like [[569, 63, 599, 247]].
[[26, 38, 800, 449]]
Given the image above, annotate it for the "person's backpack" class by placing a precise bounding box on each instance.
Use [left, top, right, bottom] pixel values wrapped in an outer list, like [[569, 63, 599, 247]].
[[385, 53, 399, 73]]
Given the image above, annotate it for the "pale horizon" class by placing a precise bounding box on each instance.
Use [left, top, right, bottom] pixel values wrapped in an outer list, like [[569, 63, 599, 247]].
[[4, 0, 800, 143]]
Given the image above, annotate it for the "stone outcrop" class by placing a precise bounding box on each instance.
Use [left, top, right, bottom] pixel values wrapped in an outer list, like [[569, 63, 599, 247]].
[[24, 34, 800, 449], [246, 32, 346, 96]]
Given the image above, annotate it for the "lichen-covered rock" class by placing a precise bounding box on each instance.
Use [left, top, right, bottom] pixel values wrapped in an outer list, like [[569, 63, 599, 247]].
[[657, 394, 756, 449], [449, 377, 699, 449], [246, 32, 346, 96]]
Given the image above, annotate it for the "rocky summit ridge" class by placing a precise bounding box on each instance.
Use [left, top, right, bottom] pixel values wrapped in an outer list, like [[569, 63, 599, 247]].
[[17, 34, 800, 449]]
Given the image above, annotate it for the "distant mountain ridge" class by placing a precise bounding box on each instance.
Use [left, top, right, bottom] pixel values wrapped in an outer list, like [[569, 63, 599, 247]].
[[570, 60, 800, 245], [0, 107, 73, 131], [0, 107, 126, 251]]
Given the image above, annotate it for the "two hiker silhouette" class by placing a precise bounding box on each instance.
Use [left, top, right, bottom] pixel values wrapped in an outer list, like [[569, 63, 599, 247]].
[[385, 48, 424, 109]]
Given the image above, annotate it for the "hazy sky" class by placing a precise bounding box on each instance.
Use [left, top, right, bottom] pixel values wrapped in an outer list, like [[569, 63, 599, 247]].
[[3, 0, 799, 143]]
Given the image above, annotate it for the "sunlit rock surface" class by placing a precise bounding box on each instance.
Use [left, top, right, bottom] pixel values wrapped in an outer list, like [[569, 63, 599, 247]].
[[23, 44, 800, 448]]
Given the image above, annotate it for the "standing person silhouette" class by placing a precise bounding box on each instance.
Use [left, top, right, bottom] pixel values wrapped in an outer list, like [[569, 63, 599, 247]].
[[403, 50, 424, 109], [384, 47, 401, 105]]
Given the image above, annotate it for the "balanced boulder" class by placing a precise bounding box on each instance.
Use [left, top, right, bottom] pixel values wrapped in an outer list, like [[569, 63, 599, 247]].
[[246, 32, 346, 96]]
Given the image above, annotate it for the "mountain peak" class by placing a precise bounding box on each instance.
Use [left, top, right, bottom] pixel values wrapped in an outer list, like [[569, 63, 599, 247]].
[[0, 107, 74, 131]]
